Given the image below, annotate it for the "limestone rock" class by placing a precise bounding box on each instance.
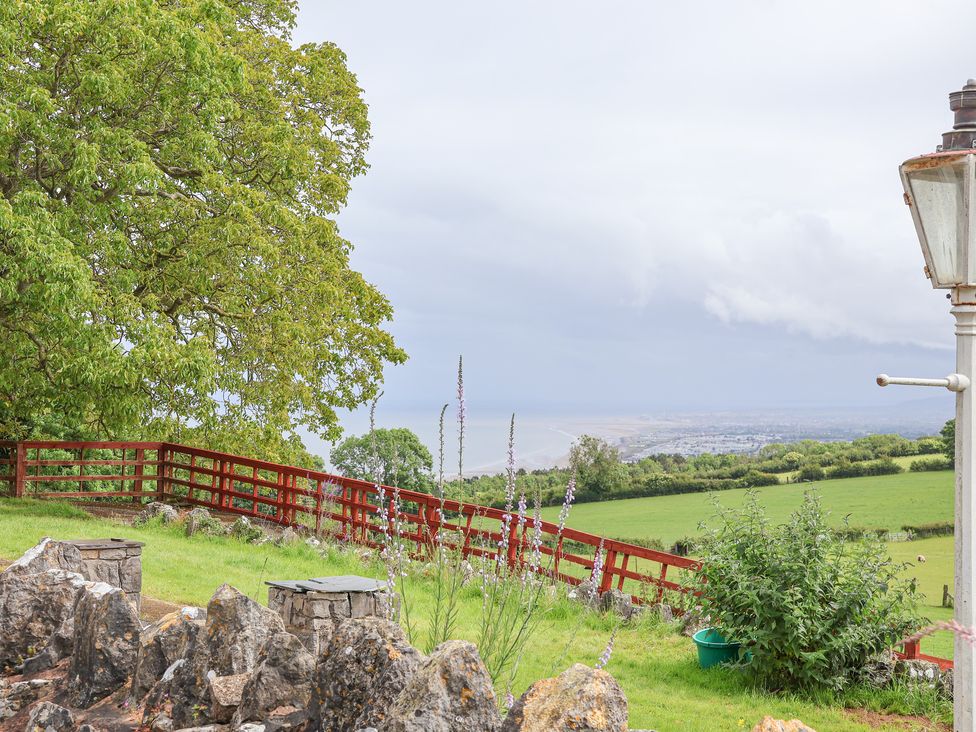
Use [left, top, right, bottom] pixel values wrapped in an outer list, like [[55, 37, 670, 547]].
[[278, 527, 299, 545], [501, 663, 628, 732], [230, 517, 265, 544], [3, 538, 87, 577], [145, 584, 284, 728], [21, 612, 75, 674], [860, 651, 896, 689], [383, 640, 500, 732], [310, 617, 423, 731], [185, 507, 225, 537], [0, 679, 53, 720], [751, 718, 817, 732], [234, 632, 314, 725], [24, 701, 75, 732], [601, 589, 637, 620], [210, 673, 249, 723], [136, 501, 180, 525], [567, 579, 601, 611], [895, 658, 942, 683], [0, 567, 88, 669], [68, 582, 142, 707], [131, 606, 207, 701]]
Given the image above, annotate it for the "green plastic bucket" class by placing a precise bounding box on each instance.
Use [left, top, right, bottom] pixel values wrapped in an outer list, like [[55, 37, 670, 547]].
[[692, 628, 741, 669]]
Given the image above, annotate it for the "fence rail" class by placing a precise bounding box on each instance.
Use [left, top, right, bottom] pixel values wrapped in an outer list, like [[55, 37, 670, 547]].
[[0, 439, 950, 668]]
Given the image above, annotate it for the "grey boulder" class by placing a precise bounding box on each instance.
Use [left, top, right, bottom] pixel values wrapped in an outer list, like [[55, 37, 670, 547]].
[[500, 663, 628, 732], [68, 582, 142, 707], [145, 584, 284, 728], [311, 617, 423, 731], [131, 606, 206, 701], [0, 567, 88, 669], [234, 631, 315, 726], [24, 701, 75, 732], [383, 640, 500, 732]]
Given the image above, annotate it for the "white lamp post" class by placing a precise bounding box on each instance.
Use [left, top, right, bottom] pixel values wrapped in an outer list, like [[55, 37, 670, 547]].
[[880, 79, 976, 730]]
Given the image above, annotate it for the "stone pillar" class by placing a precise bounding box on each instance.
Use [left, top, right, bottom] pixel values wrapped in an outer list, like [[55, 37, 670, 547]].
[[66, 539, 143, 611]]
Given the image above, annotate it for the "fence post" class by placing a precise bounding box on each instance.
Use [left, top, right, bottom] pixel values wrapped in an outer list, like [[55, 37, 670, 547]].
[[14, 442, 25, 498], [599, 548, 617, 594], [133, 448, 144, 503], [156, 445, 168, 499]]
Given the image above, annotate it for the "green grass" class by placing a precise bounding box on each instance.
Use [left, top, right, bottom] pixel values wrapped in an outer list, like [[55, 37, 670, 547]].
[[889, 535, 955, 660], [0, 498, 948, 731], [542, 470, 954, 546]]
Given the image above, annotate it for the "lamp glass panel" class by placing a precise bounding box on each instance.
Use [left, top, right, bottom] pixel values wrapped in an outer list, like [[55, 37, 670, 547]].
[[907, 160, 968, 286]]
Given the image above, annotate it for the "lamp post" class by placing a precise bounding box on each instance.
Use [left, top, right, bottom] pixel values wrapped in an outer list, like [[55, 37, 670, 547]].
[[879, 78, 976, 730]]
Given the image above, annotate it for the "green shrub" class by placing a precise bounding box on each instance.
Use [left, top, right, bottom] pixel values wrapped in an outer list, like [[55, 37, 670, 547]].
[[902, 521, 954, 539], [797, 465, 825, 482], [826, 458, 902, 479], [695, 491, 920, 691], [909, 457, 953, 472]]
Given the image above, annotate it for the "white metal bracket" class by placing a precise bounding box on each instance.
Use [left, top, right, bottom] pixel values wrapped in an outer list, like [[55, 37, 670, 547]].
[[876, 373, 970, 392]]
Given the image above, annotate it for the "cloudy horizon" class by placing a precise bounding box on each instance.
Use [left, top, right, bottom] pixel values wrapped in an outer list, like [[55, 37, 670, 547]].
[[293, 1, 972, 466]]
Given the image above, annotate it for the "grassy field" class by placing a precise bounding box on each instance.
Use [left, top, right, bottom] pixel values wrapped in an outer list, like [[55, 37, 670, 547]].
[[0, 499, 949, 731], [541, 470, 953, 546], [541, 470, 956, 661]]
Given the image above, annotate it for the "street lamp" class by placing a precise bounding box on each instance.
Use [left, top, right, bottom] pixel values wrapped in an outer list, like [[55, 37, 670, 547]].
[[880, 78, 976, 731]]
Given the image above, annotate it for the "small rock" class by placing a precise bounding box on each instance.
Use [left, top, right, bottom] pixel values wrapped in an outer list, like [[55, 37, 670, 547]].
[[310, 617, 422, 731], [679, 607, 708, 637], [131, 606, 206, 701], [24, 701, 75, 732], [0, 679, 52, 720], [185, 507, 225, 537], [305, 536, 321, 548], [751, 717, 817, 732], [501, 663, 628, 732], [230, 517, 266, 544], [895, 658, 942, 683], [567, 579, 601, 611], [149, 711, 175, 732], [68, 582, 142, 707], [136, 502, 180, 525], [648, 603, 673, 623], [860, 651, 896, 688], [601, 589, 637, 620], [278, 527, 299, 545], [384, 640, 500, 732], [234, 632, 314, 725]]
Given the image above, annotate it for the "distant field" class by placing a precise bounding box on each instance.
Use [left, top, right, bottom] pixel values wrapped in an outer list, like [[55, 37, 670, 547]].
[[889, 535, 954, 659], [543, 470, 953, 546]]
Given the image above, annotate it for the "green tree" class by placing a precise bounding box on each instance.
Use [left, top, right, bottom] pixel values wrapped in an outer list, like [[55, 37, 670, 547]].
[[331, 428, 434, 492], [942, 419, 956, 465], [0, 0, 404, 462], [568, 435, 627, 500]]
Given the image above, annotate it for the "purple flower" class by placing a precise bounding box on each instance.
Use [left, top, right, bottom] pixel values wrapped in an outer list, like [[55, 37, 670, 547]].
[[595, 628, 617, 670], [556, 477, 576, 536]]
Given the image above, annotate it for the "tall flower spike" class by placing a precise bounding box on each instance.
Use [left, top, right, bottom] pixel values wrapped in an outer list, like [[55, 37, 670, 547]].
[[595, 627, 617, 670], [557, 476, 576, 536]]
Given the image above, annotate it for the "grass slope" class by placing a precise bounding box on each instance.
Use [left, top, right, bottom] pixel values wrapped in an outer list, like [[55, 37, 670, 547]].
[[541, 471, 953, 546], [0, 499, 947, 731]]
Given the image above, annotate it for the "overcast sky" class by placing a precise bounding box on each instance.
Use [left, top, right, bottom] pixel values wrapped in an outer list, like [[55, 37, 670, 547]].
[[293, 1, 974, 458]]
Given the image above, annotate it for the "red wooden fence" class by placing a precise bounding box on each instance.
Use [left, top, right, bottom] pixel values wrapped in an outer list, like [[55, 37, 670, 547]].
[[0, 439, 950, 668]]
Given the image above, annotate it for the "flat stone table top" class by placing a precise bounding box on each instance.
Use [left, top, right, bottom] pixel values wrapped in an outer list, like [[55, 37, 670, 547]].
[[66, 538, 144, 550], [266, 575, 388, 594]]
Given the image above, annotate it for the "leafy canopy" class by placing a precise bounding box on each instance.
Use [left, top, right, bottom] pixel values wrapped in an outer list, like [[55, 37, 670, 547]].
[[330, 428, 434, 492], [0, 0, 404, 462]]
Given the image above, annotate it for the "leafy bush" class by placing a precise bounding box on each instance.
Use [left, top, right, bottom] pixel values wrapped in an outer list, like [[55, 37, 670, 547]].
[[695, 491, 920, 691], [826, 458, 902, 479], [902, 521, 954, 539], [909, 457, 953, 472], [797, 465, 825, 482]]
